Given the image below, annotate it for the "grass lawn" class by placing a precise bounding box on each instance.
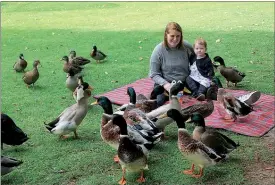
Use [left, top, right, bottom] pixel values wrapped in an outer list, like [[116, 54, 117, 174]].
[[1, 2, 274, 185]]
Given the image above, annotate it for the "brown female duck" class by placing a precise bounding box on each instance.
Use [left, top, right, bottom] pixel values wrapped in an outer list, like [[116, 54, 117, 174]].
[[22, 60, 41, 88], [13, 53, 27, 72], [68, 50, 91, 66], [60, 56, 83, 74], [180, 85, 217, 118], [191, 113, 239, 159], [167, 109, 223, 178]]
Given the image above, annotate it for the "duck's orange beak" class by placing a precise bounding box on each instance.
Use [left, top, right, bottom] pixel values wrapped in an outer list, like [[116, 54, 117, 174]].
[[88, 85, 94, 91], [90, 101, 98, 106]]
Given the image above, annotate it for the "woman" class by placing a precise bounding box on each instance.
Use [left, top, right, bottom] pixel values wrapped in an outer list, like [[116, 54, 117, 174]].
[[149, 22, 194, 93]]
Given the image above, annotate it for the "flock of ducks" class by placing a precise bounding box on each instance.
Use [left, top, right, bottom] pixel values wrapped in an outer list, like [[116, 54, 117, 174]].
[[3, 53, 257, 184]]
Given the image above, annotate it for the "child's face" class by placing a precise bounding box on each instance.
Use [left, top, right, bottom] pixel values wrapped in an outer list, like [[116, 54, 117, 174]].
[[166, 29, 181, 48], [194, 43, 206, 57]]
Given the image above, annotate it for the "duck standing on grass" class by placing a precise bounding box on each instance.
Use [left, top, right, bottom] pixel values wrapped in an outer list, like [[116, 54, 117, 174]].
[[166, 109, 224, 178], [191, 113, 240, 159], [1, 113, 29, 149], [92, 96, 162, 164], [60, 56, 83, 74], [44, 81, 93, 139], [112, 114, 151, 185], [13, 53, 27, 72], [66, 68, 79, 92], [68, 50, 91, 66], [1, 156, 23, 176], [90, 45, 107, 63], [213, 56, 245, 87], [22, 60, 41, 88]]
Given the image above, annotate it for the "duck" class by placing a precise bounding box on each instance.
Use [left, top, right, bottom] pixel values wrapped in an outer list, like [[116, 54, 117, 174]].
[[117, 85, 165, 113], [112, 114, 150, 185], [213, 56, 245, 87], [146, 81, 185, 138], [65, 68, 79, 92], [60, 56, 83, 74], [180, 84, 217, 119], [68, 50, 76, 61], [1, 113, 29, 149], [217, 88, 253, 122], [44, 81, 93, 139], [166, 109, 223, 178], [191, 113, 240, 159], [92, 96, 162, 163], [68, 50, 91, 66], [13, 53, 27, 72], [90, 45, 107, 63], [22, 60, 41, 88], [1, 156, 23, 176]]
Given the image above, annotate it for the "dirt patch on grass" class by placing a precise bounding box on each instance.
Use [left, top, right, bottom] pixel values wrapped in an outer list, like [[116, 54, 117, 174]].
[[243, 127, 275, 185]]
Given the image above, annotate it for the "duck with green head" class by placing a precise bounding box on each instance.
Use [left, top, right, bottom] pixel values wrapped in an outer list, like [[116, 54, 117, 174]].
[[112, 114, 150, 185], [90, 45, 107, 63]]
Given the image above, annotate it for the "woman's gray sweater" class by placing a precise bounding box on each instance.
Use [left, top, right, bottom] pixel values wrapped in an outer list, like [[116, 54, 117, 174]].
[[149, 40, 194, 86]]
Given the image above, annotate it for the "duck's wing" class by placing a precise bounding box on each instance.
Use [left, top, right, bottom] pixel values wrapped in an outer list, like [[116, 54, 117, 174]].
[[98, 50, 107, 57], [44, 104, 77, 129]]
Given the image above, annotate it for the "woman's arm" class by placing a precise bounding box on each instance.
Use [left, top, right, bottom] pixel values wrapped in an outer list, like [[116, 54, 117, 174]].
[[149, 44, 168, 86]]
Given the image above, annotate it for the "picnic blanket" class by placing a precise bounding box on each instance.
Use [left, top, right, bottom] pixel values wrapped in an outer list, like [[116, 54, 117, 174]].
[[93, 78, 274, 137]]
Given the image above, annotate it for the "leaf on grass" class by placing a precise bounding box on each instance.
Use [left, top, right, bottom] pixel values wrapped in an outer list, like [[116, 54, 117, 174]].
[[265, 167, 273, 170], [105, 72, 108, 75], [216, 39, 221, 43], [139, 46, 142, 49], [25, 47, 28, 50], [249, 61, 254, 64], [138, 41, 142, 43], [139, 57, 143, 61], [111, 80, 118, 83]]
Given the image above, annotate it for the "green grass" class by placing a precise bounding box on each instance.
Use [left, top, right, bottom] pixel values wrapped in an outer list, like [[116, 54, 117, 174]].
[[1, 2, 274, 185]]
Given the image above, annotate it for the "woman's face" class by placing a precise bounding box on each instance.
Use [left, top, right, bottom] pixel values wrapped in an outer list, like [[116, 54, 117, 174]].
[[166, 29, 181, 48]]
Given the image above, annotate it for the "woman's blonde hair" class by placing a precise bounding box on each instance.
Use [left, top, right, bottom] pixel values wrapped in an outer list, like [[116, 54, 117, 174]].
[[163, 22, 183, 49], [194, 37, 207, 50]]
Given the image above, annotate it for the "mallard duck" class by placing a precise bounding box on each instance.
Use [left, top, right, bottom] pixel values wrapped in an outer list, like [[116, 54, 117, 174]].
[[166, 109, 223, 178], [68, 50, 91, 66], [217, 88, 253, 122], [117, 86, 165, 113], [44, 81, 93, 139], [180, 85, 216, 118], [92, 96, 162, 163], [112, 114, 150, 185], [90, 45, 107, 63], [1, 113, 29, 149], [22, 60, 41, 88], [60, 56, 83, 74], [68, 50, 76, 61], [1, 156, 23, 176], [213, 56, 245, 87], [13, 53, 27, 72], [146, 81, 185, 138], [191, 113, 240, 159], [146, 80, 184, 119], [65, 68, 79, 92]]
